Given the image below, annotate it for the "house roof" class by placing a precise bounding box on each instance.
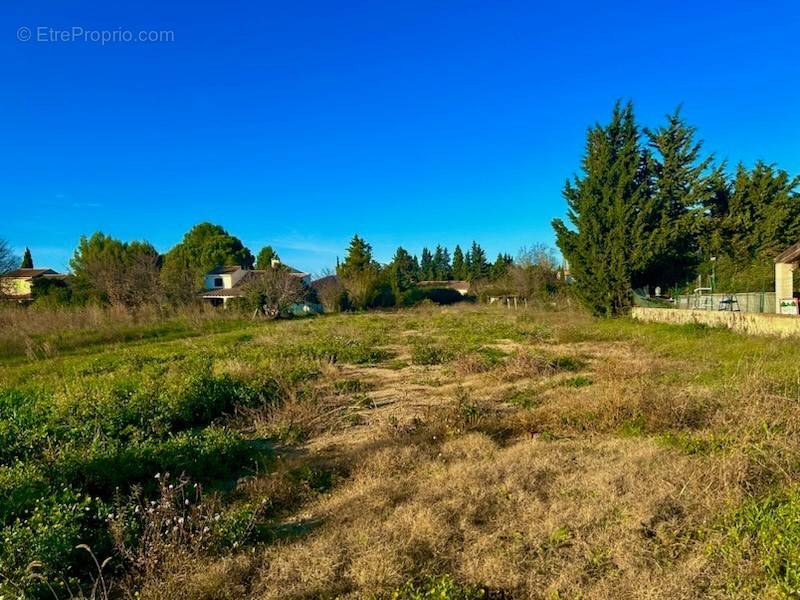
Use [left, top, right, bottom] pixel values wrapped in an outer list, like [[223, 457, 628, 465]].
[[200, 268, 308, 299], [207, 265, 243, 275], [775, 242, 800, 264], [1, 268, 58, 279], [200, 287, 247, 298], [310, 274, 339, 289]]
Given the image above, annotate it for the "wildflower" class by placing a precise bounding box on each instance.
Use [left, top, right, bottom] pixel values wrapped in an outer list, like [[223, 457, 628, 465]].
[[154, 473, 161, 479], [184, 499, 190, 505]]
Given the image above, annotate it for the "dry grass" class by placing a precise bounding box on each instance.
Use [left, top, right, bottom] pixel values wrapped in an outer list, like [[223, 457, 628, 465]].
[[8, 304, 800, 598]]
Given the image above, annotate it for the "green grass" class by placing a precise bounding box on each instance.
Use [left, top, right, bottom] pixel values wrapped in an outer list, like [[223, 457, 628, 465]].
[[723, 487, 800, 596]]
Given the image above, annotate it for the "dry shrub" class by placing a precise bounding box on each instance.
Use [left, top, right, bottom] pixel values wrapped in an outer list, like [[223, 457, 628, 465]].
[[109, 474, 264, 599], [494, 350, 573, 382], [452, 353, 493, 376]]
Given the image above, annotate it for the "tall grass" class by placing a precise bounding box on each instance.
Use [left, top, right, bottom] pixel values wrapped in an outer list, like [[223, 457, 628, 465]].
[[0, 303, 247, 360]]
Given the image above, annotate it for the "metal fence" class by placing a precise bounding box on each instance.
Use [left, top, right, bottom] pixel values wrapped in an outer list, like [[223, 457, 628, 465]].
[[675, 291, 775, 314]]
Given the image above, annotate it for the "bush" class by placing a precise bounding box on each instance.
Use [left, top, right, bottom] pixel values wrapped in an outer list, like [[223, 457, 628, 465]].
[[382, 575, 489, 599], [402, 287, 468, 306], [0, 488, 109, 597], [411, 342, 455, 365]]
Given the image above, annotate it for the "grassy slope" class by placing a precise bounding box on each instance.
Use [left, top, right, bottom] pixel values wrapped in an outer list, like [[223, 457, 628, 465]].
[[2, 305, 800, 598]]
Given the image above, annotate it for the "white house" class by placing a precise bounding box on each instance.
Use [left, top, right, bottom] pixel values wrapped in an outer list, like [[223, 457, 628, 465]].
[[200, 264, 311, 307]]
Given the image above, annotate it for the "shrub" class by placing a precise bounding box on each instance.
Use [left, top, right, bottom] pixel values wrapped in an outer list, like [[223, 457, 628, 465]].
[[382, 575, 489, 599], [411, 343, 455, 365], [0, 488, 109, 597]]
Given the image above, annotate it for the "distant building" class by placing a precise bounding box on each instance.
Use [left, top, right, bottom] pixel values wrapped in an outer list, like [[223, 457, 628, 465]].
[[417, 280, 470, 296], [0, 268, 69, 302], [199, 264, 312, 308], [775, 242, 800, 314]]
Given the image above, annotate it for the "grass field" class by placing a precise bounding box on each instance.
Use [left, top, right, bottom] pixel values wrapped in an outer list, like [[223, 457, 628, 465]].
[[2, 304, 800, 599]]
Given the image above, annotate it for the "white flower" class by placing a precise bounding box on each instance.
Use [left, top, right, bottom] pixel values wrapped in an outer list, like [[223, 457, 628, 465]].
[[154, 473, 161, 479]]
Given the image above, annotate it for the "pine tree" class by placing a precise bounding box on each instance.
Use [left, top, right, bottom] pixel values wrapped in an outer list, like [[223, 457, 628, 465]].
[[432, 245, 451, 280], [490, 253, 507, 280], [552, 101, 651, 316], [723, 162, 800, 260], [639, 108, 719, 288], [337, 235, 381, 309], [420, 248, 434, 280], [20, 247, 33, 269], [387, 246, 417, 304], [468, 241, 488, 280], [452, 245, 465, 280]]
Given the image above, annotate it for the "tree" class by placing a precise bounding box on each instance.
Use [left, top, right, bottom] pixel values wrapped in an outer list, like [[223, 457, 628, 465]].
[[723, 162, 800, 260], [387, 246, 418, 304], [20, 247, 33, 269], [70, 233, 162, 309], [241, 268, 305, 319], [432, 245, 451, 280], [552, 101, 651, 316], [489, 253, 512, 280], [337, 235, 382, 309], [639, 108, 719, 288], [517, 244, 557, 270], [419, 248, 434, 280], [0, 239, 18, 297], [161, 223, 253, 303], [313, 271, 348, 313], [468, 241, 488, 280], [452, 245, 466, 280], [256, 245, 280, 270]]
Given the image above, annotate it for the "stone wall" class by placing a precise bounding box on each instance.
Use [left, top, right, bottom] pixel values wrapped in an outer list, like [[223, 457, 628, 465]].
[[631, 306, 800, 338]]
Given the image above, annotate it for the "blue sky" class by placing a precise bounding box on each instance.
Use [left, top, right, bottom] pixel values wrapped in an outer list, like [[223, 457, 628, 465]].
[[2, 1, 799, 275]]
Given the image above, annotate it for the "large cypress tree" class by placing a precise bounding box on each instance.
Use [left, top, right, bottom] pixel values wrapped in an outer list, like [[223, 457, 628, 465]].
[[723, 162, 800, 260], [639, 108, 718, 288], [468, 241, 488, 280], [432, 245, 451, 280], [452, 245, 465, 280], [20, 247, 33, 269], [387, 246, 417, 304], [552, 101, 651, 316], [419, 248, 434, 280]]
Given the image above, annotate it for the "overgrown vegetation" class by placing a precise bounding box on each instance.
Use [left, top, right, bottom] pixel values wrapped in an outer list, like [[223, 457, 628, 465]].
[[2, 304, 800, 598]]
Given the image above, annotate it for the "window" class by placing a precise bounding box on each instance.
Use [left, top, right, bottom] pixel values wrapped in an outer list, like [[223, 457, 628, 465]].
[[214, 277, 223, 288]]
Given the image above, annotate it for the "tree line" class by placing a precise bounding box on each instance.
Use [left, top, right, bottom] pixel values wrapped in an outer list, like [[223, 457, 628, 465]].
[[323, 235, 561, 311], [1, 224, 564, 312], [554, 101, 800, 316]]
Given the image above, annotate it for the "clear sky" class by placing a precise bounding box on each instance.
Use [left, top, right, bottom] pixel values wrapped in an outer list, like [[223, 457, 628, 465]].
[[2, 1, 799, 275]]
